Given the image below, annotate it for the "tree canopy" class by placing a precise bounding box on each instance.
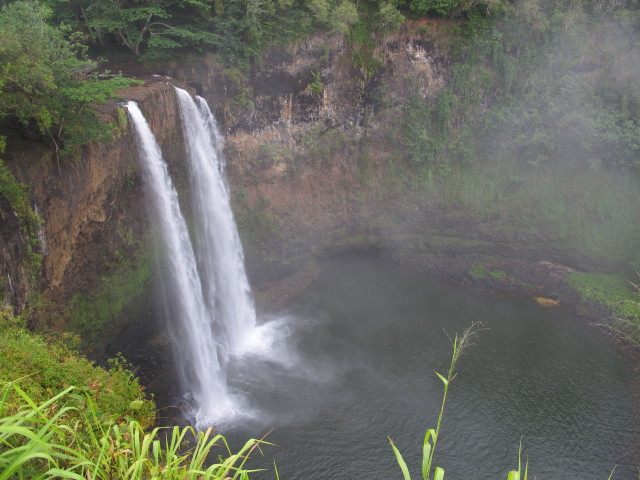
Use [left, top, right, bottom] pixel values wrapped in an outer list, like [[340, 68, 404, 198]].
[[0, 1, 139, 156]]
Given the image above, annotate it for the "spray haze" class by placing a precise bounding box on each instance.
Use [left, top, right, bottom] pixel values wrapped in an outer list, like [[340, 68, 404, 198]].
[[382, 1, 640, 272]]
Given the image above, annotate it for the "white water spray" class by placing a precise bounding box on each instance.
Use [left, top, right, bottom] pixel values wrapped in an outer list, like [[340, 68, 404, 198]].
[[127, 100, 238, 426]]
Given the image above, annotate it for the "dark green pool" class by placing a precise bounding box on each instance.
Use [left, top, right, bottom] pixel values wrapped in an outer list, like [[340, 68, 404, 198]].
[[224, 256, 640, 479]]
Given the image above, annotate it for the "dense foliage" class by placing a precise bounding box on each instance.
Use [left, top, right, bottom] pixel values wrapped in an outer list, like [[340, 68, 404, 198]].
[[0, 0, 511, 63], [0, 1, 140, 157], [400, 0, 506, 16], [38, 0, 356, 60], [397, 0, 640, 271], [0, 307, 154, 427], [403, 0, 640, 174]]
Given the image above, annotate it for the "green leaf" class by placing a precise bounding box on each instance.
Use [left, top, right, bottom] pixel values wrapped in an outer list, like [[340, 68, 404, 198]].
[[389, 437, 412, 480], [435, 371, 449, 386], [421, 440, 431, 480], [421, 428, 437, 479], [607, 465, 616, 480], [433, 466, 445, 480], [45, 469, 86, 480]]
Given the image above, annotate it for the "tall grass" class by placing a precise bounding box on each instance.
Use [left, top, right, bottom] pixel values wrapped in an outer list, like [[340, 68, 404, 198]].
[[389, 323, 531, 480], [387, 324, 629, 479], [0, 382, 268, 479]]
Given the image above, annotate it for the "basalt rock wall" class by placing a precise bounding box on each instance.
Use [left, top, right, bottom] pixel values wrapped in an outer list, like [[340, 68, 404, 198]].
[[162, 28, 598, 311], [1, 82, 184, 315], [0, 25, 609, 328]]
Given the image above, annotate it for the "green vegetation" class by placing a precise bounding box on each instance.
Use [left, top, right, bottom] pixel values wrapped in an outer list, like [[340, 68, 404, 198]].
[[308, 71, 324, 95], [393, 0, 640, 271], [36, 0, 398, 64], [0, 382, 268, 479], [0, 299, 264, 480], [403, 86, 454, 170], [67, 250, 152, 348], [402, 0, 506, 17], [391, 159, 640, 268], [234, 198, 278, 257], [401, 0, 640, 175], [0, 307, 154, 427], [256, 144, 292, 169], [567, 272, 640, 343], [0, 157, 43, 278], [0, 1, 141, 158], [345, 1, 405, 85], [390, 323, 530, 480], [25, 0, 507, 67], [303, 122, 353, 165], [469, 263, 486, 279]]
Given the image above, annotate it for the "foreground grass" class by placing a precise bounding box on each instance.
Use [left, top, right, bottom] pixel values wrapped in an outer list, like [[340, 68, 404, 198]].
[[0, 308, 270, 479], [388, 324, 625, 480], [0, 383, 268, 480], [389, 323, 530, 480], [389, 323, 485, 480]]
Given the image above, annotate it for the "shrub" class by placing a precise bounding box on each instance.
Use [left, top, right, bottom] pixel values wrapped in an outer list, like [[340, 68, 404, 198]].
[[0, 308, 154, 428]]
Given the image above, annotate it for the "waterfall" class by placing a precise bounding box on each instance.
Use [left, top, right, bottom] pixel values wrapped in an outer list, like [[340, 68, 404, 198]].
[[126, 100, 243, 427], [174, 88, 256, 358]]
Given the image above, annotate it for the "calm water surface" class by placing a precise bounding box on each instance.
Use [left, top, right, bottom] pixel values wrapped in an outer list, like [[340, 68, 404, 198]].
[[222, 256, 640, 479]]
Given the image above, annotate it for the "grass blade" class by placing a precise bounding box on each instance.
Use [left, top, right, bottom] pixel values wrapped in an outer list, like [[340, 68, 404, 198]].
[[433, 466, 444, 480], [389, 437, 412, 480]]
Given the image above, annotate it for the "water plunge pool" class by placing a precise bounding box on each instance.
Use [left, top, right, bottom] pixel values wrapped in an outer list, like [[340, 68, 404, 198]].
[[220, 256, 640, 479]]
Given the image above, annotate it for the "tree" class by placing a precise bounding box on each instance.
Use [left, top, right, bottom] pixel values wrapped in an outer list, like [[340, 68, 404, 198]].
[[0, 1, 139, 156], [0, 1, 93, 136], [42, 0, 221, 59], [402, 0, 507, 17], [86, 0, 174, 56]]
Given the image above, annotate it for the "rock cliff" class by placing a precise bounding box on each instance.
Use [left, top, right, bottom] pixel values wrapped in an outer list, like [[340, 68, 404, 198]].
[[163, 27, 591, 311], [0, 25, 609, 337], [1, 82, 183, 316]]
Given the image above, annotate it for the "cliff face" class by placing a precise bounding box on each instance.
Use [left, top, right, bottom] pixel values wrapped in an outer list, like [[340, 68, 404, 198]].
[[161, 28, 460, 305], [164, 28, 587, 310], [0, 25, 597, 328], [0, 194, 30, 311], [1, 82, 183, 315]]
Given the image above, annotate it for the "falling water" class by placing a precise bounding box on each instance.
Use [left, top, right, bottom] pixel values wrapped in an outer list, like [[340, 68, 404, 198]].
[[175, 87, 256, 358], [126, 100, 236, 426]]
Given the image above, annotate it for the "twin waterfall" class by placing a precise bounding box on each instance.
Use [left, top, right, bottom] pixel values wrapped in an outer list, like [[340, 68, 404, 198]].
[[126, 88, 256, 427]]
